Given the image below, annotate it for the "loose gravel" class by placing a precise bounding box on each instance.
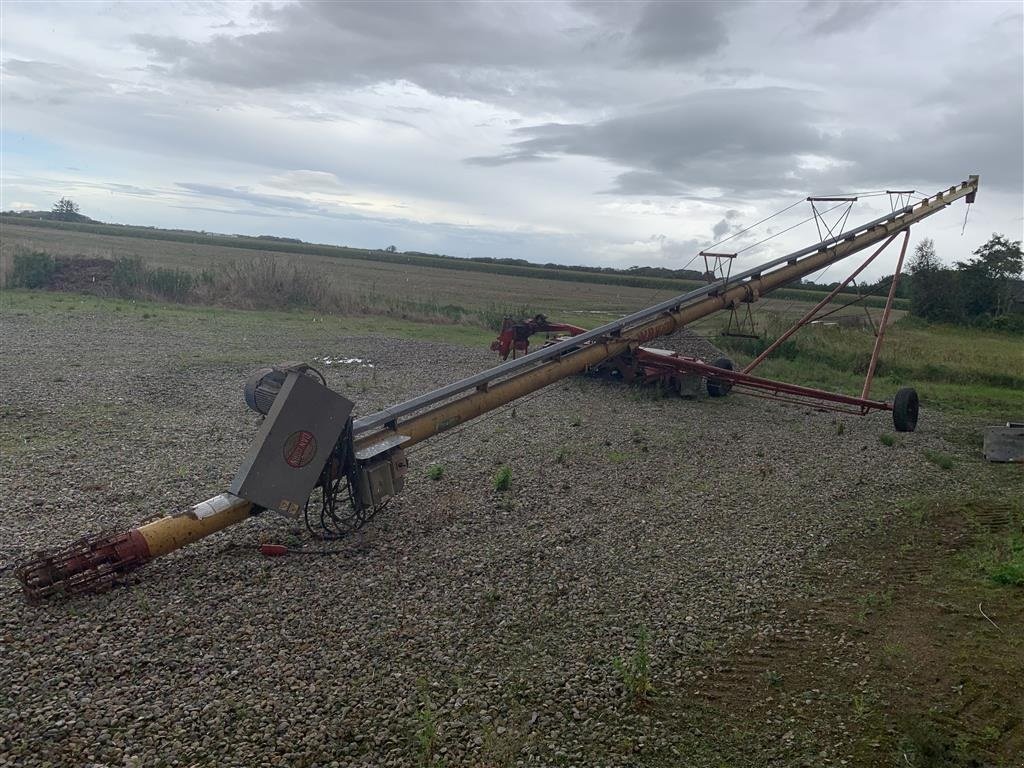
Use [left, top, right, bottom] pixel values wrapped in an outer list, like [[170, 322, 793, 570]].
[[0, 302, 970, 767]]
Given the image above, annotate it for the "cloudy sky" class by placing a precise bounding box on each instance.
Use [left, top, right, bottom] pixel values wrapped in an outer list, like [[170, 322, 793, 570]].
[[3, 1, 1022, 279]]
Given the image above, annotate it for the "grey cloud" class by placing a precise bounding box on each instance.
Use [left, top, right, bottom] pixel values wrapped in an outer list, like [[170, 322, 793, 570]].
[[607, 171, 691, 196], [470, 87, 829, 195], [470, 64, 1023, 198], [464, 153, 558, 167], [105, 183, 157, 197], [628, 1, 730, 62], [820, 57, 1023, 193], [804, 1, 894, 36], [2, 59, 114, 103], [271, 170, 349, 194], [712, 209, 742, 239], [176, 183, 324, 214], [130, 1, 731, 102]]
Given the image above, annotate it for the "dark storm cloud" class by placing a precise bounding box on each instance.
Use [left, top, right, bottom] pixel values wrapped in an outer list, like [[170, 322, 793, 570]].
[[468, 87, 828, 195], [131, 1, 732, 100]]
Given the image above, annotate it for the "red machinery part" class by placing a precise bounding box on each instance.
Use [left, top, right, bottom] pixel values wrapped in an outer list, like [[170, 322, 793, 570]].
[[491, 315, 585, 360], [15, 529, 152, 603], [259, 543, 290, 557]]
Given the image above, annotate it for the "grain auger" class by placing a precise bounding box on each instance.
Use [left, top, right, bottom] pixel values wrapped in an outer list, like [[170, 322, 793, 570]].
[[14, 176, 979, 601]]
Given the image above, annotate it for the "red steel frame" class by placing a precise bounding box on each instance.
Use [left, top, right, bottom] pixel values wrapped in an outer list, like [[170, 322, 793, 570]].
[[634, 350, 892, 415], [489, 228, 913, 416]]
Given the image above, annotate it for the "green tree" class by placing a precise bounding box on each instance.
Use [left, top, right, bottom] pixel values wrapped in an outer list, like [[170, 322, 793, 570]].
[[957, 234, 1023, 317], [909, 237, 939, 273], [51, 197, 80, 221], [908, 238, 960, 323]]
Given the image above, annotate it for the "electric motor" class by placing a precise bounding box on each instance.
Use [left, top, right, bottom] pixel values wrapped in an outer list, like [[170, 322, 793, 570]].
[[243, 362, 324, 415]]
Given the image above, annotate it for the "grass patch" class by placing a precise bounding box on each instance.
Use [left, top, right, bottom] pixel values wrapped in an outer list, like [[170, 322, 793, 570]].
[[970, 530, 1024, 587], [426, 464, 444, 481], [923, 449, 954, 470], [879, 433, 896, 447], [0, 290, 496, 349], [716, 314, 1024, 416]]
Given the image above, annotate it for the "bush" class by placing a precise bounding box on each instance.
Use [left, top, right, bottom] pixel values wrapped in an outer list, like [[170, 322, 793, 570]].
[[10, 250, 55, 288]]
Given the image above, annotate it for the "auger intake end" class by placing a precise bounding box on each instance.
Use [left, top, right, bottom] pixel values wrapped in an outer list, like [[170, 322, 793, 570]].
[[14, 529, 152, 602]]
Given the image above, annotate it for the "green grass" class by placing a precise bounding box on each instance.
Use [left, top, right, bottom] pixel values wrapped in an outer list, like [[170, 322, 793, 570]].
[[426, 464, 444, 481], [972, 530, 1024, 587], [0, 289, 496, 349], [923, 449, 955, 470], [717, 314, 1024, 416]]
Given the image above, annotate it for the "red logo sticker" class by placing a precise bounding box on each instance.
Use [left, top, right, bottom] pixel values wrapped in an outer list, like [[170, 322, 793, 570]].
[[283, 430, 318, 468]]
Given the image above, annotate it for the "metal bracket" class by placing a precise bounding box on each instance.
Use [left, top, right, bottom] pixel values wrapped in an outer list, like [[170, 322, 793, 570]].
[[355, 433, 410, 462]]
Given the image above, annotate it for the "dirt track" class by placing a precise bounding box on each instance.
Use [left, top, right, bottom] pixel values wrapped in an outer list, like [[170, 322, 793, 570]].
[[0, 298, 1007, 767]]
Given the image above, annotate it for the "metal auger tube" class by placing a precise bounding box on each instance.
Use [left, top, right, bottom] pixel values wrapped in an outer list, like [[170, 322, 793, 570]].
[[14, 175, 979, 601]]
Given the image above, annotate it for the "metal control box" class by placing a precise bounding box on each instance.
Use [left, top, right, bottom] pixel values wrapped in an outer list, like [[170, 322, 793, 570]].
[[230, 372, 354, 515], [357, 449, 408, 508]]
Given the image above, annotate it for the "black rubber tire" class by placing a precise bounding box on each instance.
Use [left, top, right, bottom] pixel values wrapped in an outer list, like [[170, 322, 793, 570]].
[[706, 356, 735, 397], [892, 387, 919, 432]]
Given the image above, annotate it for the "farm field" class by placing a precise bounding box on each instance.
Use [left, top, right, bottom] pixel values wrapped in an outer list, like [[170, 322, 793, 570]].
[[1, 221, 907, 330], [1, 283, 1021, 767]]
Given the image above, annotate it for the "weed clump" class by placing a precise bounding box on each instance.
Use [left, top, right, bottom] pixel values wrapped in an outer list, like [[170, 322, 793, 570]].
[[413, 680, 438, 766], [426, 464, 444, 481], [614, 625, 654, 706], [493, 465, 512, 492]]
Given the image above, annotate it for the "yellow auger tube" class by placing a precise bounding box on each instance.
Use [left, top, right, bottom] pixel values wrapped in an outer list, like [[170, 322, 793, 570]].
[[136, 494, 254, 558]]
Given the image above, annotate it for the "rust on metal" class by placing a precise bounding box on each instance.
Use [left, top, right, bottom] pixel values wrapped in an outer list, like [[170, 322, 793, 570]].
[[15, 529, 152, 602], [861, 229, 911, 400]]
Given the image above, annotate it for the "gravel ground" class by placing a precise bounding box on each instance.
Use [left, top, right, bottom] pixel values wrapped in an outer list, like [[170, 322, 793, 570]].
[[0, 302, 972, 767]]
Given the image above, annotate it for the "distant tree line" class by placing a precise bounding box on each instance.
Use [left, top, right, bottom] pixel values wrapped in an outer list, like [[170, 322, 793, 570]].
[[907, 234, 1023, 330]]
